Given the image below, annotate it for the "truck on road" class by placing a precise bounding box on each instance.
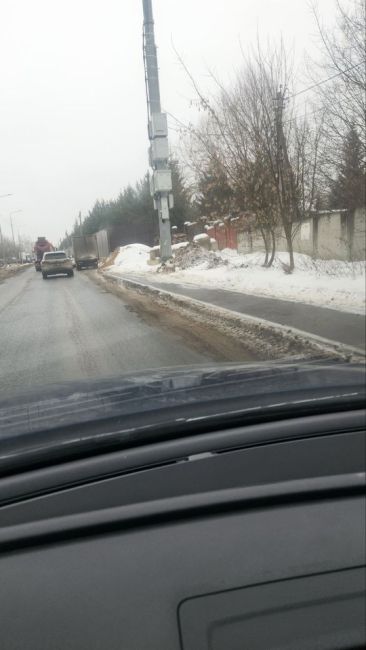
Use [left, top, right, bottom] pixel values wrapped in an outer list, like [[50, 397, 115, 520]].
[[72, 235, 99, 270], [34, 237, 54, 271]]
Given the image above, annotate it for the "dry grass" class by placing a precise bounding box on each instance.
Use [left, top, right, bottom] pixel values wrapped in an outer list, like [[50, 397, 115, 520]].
[[99, 249, 120, 269]]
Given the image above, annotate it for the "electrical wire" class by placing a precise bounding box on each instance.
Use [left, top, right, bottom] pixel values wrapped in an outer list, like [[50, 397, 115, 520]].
[[167, 60, 365, 134], [283, 106, 325, 126], [289, 60, 365, 99]]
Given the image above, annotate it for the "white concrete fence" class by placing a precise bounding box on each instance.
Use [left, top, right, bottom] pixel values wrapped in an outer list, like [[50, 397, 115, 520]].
[[237, 208, 366, 261]]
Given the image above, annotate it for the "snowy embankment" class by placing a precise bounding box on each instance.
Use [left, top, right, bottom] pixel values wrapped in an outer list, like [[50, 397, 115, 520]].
[[0, 263, 31, 281], [105, 243, 365, 315]]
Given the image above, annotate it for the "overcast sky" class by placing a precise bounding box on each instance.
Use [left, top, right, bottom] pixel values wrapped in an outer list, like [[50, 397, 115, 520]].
[[0, 0, 336, 245]]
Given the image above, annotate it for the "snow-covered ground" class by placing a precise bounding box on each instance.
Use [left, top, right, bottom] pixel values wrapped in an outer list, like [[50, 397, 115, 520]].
[[106, 244, 366, 315]]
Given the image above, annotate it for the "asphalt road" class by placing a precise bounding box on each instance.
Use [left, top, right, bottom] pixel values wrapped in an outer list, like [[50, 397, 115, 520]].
[[121, 275, 365, 351], [0, 268, 212, 400]]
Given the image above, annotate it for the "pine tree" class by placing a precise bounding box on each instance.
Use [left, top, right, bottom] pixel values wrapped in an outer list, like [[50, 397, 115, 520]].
[[169, 158, 197, 229], [62, 162, 197, 246], [330, 125, 365, 212], [195, 157, 233, 218]]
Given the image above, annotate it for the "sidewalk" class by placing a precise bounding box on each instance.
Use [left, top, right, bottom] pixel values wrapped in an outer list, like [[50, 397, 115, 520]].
[[117, 273, 365, 352]]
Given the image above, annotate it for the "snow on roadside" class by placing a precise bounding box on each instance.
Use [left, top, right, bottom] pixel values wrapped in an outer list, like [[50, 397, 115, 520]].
[[171, 250, 365, 315], [106, 243, 365, 315], [108, 242, 189, 272], [0, 264, 29, 281], [111, 243, 151, 272]]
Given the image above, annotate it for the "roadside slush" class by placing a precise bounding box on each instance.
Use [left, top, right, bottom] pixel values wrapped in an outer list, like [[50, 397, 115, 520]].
[[0, 264, 32, 282], [95, 269, 365, 363]]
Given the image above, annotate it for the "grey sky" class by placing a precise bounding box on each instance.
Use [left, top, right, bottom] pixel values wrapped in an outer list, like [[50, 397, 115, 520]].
[[0, 0, 336, 245]]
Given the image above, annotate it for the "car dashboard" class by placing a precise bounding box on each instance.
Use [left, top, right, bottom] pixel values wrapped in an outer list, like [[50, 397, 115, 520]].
[[0, 409, 365, 649]]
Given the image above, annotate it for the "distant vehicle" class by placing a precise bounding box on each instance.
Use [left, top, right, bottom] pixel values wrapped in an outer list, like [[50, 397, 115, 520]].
[[19, 253, 32, 264], [41, 251, 74, 279], [72, 235, 99, 270], [34, 237, 54, 272]]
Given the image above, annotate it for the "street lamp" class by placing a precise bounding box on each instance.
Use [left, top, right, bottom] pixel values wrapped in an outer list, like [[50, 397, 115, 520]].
[[10, 210, 22, 245]]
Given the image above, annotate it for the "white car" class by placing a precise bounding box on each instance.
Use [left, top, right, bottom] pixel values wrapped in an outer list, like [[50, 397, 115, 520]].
[[41, 251, 74, 279]]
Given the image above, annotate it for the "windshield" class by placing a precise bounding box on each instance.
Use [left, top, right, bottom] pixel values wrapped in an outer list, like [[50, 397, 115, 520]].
[[0, 0, 364, 455], [43, 252, 67, 260]]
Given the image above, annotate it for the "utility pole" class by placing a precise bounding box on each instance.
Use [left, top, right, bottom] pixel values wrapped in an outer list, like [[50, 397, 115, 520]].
[[274, 86, 286, 200], [0, 224, 6, 263], [142, 0, 172, 262], [275, 87, 300, 216], [10, 215, 15, 245], [9, 210, 22, 261]]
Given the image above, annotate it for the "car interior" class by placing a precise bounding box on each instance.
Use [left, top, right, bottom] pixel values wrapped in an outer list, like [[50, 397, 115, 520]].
[[0, 408, 365, 649]]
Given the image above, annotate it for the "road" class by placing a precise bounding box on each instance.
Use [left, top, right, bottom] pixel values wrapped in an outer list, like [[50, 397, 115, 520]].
[[120, 275, 365, 352], [0, 268, 213, 401]]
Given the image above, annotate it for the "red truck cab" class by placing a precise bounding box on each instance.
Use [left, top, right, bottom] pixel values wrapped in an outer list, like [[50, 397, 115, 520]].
[[34, 237, 54, 271]]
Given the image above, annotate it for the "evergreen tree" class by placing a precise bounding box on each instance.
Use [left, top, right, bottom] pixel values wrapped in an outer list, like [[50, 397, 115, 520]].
[[169, 158, 197, 228], [194, 157, 233, 218], [60, 160, 196, 249], [330, 125, 365, 212]]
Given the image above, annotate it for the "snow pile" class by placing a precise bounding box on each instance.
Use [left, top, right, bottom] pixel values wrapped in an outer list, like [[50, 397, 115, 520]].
[[109, 244, 151, 272], [172, 241, 189, 251], [173, 242, 226, 270], [105, 242, 190, 273], [194, 233, 210, 241]]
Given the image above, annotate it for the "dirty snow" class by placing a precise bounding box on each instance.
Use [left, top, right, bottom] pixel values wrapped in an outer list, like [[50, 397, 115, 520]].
[[106, 243, 365, 315]]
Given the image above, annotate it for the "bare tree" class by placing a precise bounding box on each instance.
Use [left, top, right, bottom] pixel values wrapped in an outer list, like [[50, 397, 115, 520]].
[[223, 42, 309, 270], [310, 0, 366, 157], [177, 40, 325, 270]]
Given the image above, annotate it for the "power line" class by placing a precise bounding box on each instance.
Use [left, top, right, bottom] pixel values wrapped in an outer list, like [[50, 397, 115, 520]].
[[168, 59, 365, 136], [289, 60, 365, 99], [283, 106, 325, 126], [166, 110, 189, 129]]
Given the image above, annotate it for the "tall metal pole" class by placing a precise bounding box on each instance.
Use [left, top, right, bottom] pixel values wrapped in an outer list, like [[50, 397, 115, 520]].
[[142, 0, 172, 261], [142, 0, 161, 116], [10, 215, 15, 245], [0, 224, 6, 263], [9, 210, 22, 248]]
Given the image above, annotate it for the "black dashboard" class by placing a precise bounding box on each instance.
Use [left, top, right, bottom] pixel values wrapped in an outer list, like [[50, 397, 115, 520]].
[[0, 409, 365, 649]]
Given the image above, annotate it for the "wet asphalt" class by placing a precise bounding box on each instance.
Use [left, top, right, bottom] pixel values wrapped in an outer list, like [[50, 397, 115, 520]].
[[120, 275, 365, 352], [0, 268, 211, 400]]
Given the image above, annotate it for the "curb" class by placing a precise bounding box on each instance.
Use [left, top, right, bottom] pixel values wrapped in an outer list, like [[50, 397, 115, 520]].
[[104, 271, 365, 360]]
